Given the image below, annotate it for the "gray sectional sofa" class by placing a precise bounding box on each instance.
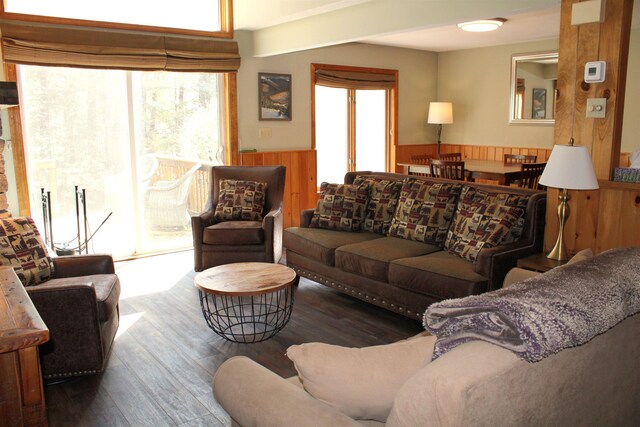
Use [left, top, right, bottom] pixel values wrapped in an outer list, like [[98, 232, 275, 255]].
[[284, 171, 546, 320]]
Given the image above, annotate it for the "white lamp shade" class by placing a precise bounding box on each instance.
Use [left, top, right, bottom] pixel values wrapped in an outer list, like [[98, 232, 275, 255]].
[[428, 102, 453, 124], [539, 145, 599, 190]]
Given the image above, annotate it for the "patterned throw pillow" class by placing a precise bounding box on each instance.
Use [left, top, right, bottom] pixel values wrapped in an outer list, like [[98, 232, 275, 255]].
[[0, 217, 53, 286], [309, 182, 370, 232], [445, 186, 530, 262], [388, 179, 463, 244], [214, 179, 267, 221], [352, 176, 403, 235]]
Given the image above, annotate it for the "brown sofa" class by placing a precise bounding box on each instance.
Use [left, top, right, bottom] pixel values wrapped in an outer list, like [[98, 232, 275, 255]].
[[26, 254, 120, 379], [284, 172, 546, 319]]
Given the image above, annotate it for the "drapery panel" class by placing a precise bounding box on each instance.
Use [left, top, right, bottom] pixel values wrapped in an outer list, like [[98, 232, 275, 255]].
[[0, 21, 240, 72]]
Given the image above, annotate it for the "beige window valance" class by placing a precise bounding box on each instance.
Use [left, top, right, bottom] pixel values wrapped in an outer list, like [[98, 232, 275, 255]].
[[0, 21, 240, 72], [314, 68, 396, 90]]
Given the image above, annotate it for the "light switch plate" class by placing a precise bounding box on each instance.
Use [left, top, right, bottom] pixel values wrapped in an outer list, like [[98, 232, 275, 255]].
[[258, 127, 272, 139], [586, 98, 606, 118]]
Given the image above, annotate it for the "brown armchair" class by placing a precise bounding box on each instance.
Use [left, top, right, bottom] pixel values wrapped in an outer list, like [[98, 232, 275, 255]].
[[192, 166, 286, 271], [26, 254, 120, 380]]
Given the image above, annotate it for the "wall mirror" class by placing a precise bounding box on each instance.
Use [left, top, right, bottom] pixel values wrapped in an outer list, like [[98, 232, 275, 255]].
[[509, 51, 558, 125]]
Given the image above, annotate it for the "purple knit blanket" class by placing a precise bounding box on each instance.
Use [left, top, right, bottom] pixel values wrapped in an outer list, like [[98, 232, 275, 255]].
[[423, 247, 640, 362]]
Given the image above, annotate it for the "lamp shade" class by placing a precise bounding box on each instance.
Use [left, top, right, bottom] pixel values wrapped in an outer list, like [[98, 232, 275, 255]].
[[428, 102, 453, 124], [539, 144, 599, 190]]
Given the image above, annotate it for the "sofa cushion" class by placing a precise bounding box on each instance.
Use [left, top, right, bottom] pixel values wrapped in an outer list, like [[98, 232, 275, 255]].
[[352, 175, 403, 235], [284, 227, 382, 266], [203, 221, 264, 245], [41, 274, 120, 322], [0, 217, 53, 286], [214, 179, 267, 221], [388, 180, 462, 245], [310, 182, 370, 232], [336, 237, 440, 282], [286, 335, 436, 422], [389, 251, 488, 300], [445, 186, 530, 262]]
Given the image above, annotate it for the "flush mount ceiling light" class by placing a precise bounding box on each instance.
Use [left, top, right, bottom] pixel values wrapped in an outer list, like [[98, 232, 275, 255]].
[[457, 18, 506, 32]]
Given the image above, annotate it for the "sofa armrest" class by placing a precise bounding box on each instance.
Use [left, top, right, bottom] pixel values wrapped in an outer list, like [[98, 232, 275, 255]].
[[263, 207, 284, 263], [52, 254, 115, 278], [213, 356, 362, 427], [503, 268, 540, 288], [192, 209, 217, 271], [474, 241, 537, 291], [300, 209, 315, 228]]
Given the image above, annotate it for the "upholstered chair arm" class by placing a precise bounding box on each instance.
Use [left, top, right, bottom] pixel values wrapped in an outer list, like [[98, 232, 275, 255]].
[[474, 241, 537, 291], [213, 356, 362, 427], [52, 254, 115, 278], [27, 283, 103, 378], [263, 206, 283, 264], [299, 209, 315, 228], [192, 209, 217, 271]]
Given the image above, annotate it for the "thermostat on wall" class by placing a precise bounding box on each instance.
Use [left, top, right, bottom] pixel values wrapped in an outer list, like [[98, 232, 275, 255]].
[[584, 61, 606, 83]]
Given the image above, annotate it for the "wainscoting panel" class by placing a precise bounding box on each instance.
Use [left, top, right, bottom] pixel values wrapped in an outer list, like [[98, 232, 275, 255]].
[[240, 150, 317, 228]]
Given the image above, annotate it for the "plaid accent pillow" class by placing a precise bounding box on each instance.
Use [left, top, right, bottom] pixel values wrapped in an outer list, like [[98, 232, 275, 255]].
[[388, 179, 462, 244], [445, 186, 530, 262], [309, 182, 370, 232], [0, 217, 53, 286], [352, 176, 403, 235], [214, 179, 268, 221]]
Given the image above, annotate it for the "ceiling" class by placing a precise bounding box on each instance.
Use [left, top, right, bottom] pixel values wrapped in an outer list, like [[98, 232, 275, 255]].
[[234, 0, 638, 56]]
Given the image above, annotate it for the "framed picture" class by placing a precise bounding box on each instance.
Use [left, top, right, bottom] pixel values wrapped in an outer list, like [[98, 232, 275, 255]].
[[259, 73, 292, 121], [532, 88, 546, 119]]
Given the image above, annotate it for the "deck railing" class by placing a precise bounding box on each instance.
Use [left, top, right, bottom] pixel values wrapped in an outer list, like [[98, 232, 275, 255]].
[[152, 155, 218, 215]]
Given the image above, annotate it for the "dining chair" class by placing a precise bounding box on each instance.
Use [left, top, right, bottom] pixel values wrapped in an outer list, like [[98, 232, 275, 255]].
[[440, 152, 463, 161], [409, 154, 432, 176], [504, 153, 537, 165], [430, 159, 465, 180], [519, 162, 546, 189]]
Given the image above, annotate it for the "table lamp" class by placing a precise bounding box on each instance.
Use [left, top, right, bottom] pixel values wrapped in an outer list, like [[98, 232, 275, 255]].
[[539, 143, 599, 261], [427, 102, 453, 158]]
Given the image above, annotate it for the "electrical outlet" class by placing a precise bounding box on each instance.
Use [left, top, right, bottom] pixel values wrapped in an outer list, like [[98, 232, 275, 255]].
[[586, 98, 606, 118]]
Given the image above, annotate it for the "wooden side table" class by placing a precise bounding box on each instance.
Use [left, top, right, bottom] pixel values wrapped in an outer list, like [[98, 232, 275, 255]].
[[0, 266, 49, 427], [517, 253, 568, 272]]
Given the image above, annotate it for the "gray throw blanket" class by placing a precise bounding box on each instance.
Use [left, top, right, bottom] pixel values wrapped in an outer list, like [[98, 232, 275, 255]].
[[424, 247, 640, 362]]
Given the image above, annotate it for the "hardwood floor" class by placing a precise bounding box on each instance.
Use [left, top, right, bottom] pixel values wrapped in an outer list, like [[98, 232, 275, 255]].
[[44, 251, 423, 426]]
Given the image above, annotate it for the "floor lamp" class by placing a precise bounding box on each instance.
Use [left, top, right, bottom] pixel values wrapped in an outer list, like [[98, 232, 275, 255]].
[[538, 144, 599, 261], [427, 102, 453, 158]]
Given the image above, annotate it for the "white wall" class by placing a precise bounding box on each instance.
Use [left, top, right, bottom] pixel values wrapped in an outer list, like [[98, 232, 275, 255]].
[[235, 31, 439, 151], [621, 28, 640, 153], [436, 38, 559, 149]]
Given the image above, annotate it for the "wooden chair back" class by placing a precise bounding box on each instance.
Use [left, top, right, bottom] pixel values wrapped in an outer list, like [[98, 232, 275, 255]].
[[409, 154, 432, 176], [430, 159, 465, 181], [440, 152, 463, 161], [504, 154, 537, 165], [520, 162, 546, 189]]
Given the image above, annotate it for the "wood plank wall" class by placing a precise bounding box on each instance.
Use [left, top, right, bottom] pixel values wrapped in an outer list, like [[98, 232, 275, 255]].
[[544, 0, 640, 255], [240, 150, 317, 228]]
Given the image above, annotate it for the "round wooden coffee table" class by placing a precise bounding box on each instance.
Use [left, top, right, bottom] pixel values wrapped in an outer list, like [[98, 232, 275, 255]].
[[195, 262, 298, 343]]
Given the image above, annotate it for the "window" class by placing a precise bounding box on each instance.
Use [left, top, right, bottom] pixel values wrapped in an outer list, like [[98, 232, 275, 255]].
[[2, 0, 232, 36], [18, 65, 226, 257]]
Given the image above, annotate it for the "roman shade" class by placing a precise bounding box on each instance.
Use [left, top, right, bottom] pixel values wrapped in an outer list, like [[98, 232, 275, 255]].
[[0, 21, 240, 72], [314, 68, 396, 89]]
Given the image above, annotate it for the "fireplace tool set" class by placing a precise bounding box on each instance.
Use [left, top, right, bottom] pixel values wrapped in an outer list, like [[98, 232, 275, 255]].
[[41, 186, 112, 256]]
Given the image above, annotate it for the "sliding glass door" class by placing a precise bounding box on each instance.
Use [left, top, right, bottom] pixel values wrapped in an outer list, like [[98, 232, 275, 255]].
[[18, 65, 225, 258]]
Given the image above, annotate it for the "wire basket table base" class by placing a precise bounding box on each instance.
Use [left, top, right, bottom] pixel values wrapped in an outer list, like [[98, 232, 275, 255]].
[[199, 285, 295, 343]]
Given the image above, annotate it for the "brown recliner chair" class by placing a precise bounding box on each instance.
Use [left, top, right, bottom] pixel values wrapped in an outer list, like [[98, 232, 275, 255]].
[[27, 254, 120, 380], [192, 165, 286, 271]]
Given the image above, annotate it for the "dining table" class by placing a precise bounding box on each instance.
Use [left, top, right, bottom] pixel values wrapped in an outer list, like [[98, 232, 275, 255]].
[[397, 160, 523, 185]]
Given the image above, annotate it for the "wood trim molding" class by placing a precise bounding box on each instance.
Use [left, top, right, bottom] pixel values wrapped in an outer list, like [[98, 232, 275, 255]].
[[225, 72, 239, 166]]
